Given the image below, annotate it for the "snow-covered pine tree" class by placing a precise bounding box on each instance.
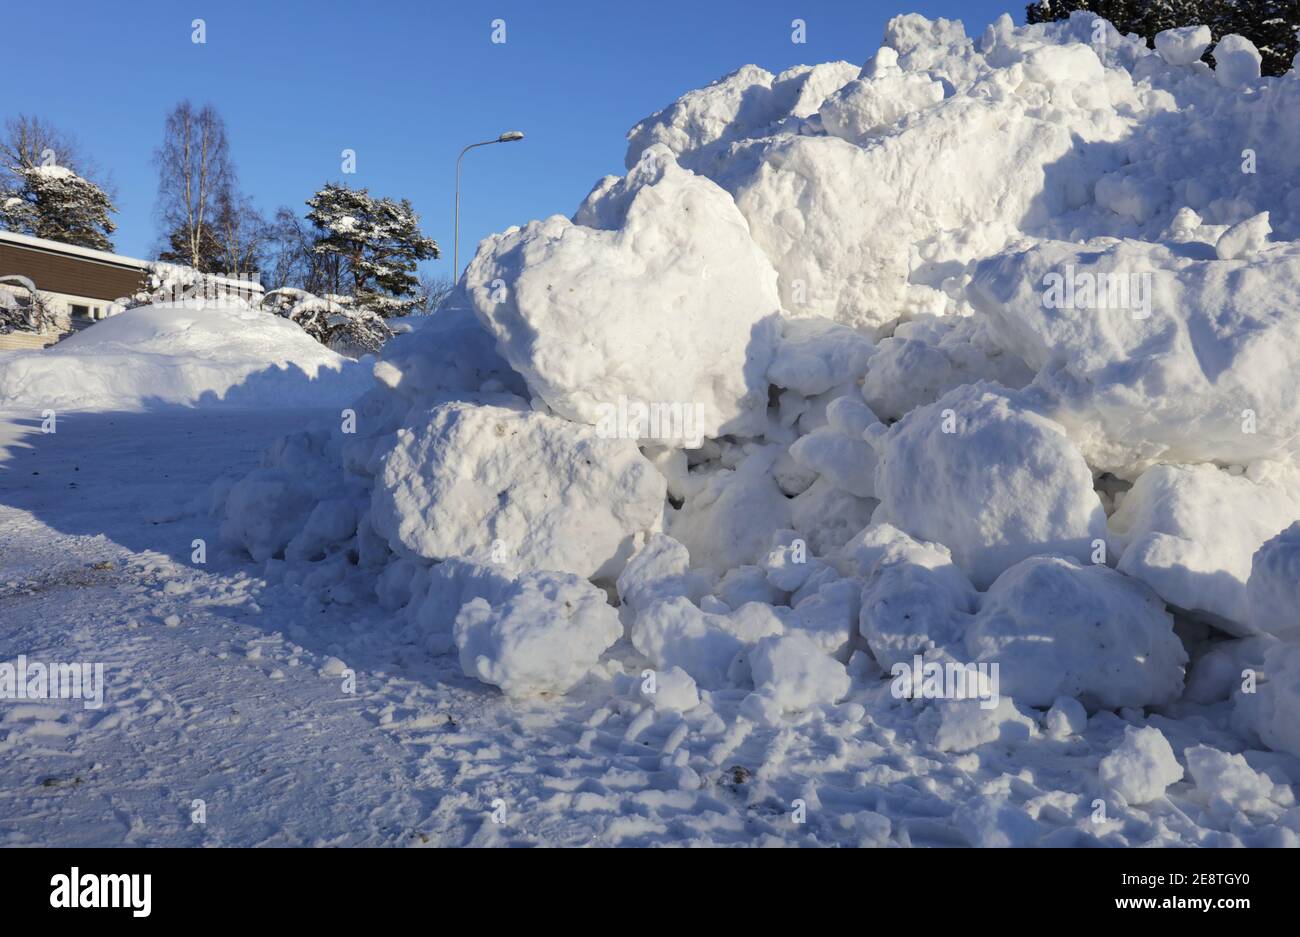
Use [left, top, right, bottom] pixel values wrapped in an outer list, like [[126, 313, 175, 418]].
[[0, 164, 117, 251], [1025, 0, 1298, 76], [305, 183, 439, 318]]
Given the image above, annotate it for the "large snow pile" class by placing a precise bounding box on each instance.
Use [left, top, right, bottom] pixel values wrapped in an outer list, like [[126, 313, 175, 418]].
[[214, 11, 1300, 841], [0, 302, 372, 411]]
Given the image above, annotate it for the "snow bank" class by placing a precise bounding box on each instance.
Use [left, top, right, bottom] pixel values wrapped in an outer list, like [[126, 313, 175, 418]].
[[210, 8, 1300, 806], [0, 303, 371, 411]]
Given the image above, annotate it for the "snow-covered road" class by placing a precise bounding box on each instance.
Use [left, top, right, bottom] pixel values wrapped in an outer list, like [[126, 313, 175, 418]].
[[0, 409, 1295, 847]]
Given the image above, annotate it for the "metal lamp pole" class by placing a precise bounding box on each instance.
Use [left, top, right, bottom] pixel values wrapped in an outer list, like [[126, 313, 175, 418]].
[[454, 131, 524, 281]]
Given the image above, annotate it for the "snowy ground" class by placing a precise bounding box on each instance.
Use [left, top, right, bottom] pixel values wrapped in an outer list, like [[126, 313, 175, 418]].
[[1, 407, 1295, 847]]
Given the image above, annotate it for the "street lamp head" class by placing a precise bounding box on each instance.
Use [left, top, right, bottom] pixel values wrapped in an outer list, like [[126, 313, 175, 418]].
[[498, 131, 525, 142]]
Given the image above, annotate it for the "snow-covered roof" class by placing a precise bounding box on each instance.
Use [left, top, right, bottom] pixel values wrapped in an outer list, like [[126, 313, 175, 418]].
[[0, 228, 149, 269], [0, 229, 263, 293]]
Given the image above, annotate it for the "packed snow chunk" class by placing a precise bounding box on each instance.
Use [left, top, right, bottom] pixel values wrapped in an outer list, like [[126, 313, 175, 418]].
[[373, 301, 526, 405], [1110, 462, 1300, 635], [0, 303, 372, 412], [1215, 211, 1271, 260], [616, 534, 714, 616], [1236, 642, 1300, 759], [370, 401, 665, 579], [218, 428, 346, 562], [630, 597, 748, 690], [953, 795, 1045, 848], [849, 526, 980, 668], [766, 317, 875, 396], [788, 421, 876, 498], [789, 476, 876, 557], [1184, 745, 1279, 815], [860, 560, 977, 671], [713, 565, 785, 609], [787, 577, 860, 660], [929, 696, 1038, 753], [748, 632, 849, 712], [762, 529, 827, 593], [624, 65, 776, 170], [819, 70, 945, 144], [453, 571, 622, 699], [1213, 34, 1262, 89], [869, 383, 1107, 588], [1155, 25, 1212, 67], [861, 318, 1034, 422], [643, 665, 700, 712], [219, 469, 323, 563], [668, 446, 792, 574], [467, 146, 782, 441], [964, 557, 1187, 711], [970, 239, 1300, 476], [408, 558, 514, 640], [1248, 522, 1300, 638], [1098, 726, 1184, 805], [1043, 696, 1088, 739], [624, 62, 859, 172]]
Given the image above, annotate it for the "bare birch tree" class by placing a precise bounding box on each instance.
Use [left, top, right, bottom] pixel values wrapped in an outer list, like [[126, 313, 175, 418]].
[[153, 101, 234, 272]]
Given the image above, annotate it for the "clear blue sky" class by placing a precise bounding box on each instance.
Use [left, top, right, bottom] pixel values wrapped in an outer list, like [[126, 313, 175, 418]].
[[4, 0, 1020, 275]]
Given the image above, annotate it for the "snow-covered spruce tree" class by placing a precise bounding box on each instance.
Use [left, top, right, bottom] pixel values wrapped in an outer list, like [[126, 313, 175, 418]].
[[0, 164, 117, 251], [1025, 0, 1299, 76], [305, 183, 438, 318]]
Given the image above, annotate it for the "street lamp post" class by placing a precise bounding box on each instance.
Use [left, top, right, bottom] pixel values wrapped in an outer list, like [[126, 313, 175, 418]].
[[454, 131, 524, 281]]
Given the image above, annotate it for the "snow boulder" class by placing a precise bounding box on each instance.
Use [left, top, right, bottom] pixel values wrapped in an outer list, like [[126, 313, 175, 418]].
[[369, 400, 665, 579], [1184, 745, 1279, 815], [1248, 522, 1300, 638], [616, 534, 715, 616], [767, 317, 875, 397], [630, 596, 784, 690], [856, 527, 980, 671], [453, 572, 622, 698], [748, 632, 850, 712], [1235, 642, 1300, 759], [964, 557, 1187, 711], [868, 383, 1108, 588], [1213, 34, 1262, 89], [1098, 726, 1183, 805], [970, 238, 1300, 477], [1154, 25, 1212, 67], [928, 697, 1038, 753], [1110, 462, 1300, 635], [466, 145, 783, 441]]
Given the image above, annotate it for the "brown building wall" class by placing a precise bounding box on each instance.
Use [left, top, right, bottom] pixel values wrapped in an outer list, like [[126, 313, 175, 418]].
[[0, 241, 146, 301]]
